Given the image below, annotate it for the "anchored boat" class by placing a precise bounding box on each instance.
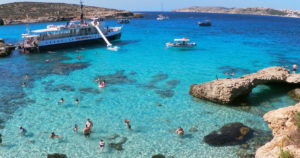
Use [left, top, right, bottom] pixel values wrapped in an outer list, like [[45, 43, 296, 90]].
[[198, 20, 212, 26], [117, 19, 130, 24], [20, 1, 121, 52], [157, 14, 169, 20], [166, 38, 196, 48]]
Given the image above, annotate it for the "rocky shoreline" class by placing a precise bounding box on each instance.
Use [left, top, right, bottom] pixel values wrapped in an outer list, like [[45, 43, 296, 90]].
[[190, 67, 300, 104], [0, 39, 15, 57], [255, 102, 300, 158], [173, 7, 300, 18], [0, 2, 143, 25]]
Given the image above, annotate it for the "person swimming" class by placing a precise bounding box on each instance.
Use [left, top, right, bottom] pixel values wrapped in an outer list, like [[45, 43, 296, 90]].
[[58, 98, 64, 104], [83, 125, 91, 137], [73, 124, 78, 132], [75, 98, 79, 105], [99, 139, 105, 150], [0, 134, 2, 145], [50, 132, 60, 138], [176, 127, 184, 136], [19, 126, 27, 135], [86, 119, 93, 130], [124, 120, 131, 129], [98, 81, 105, 88]]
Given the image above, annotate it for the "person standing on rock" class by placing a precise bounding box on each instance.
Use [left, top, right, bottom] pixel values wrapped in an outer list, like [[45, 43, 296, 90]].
[[293, 64, 297, 74]]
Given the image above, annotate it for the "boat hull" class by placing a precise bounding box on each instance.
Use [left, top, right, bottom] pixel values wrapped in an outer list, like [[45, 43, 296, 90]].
[[22, 32, 121, 52]]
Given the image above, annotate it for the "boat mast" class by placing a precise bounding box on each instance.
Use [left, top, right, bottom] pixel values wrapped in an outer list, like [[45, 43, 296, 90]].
[[80, 0, 84, 24]]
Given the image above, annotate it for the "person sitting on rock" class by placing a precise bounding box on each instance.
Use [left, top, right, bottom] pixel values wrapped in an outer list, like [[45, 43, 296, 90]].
[[50, 132, 60, 138], [124, 120, 131, 129], [176, 127, 184, 136]]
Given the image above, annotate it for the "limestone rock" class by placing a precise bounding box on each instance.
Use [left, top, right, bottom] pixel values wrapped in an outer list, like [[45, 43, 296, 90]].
[[152, 154, 165, 158], [255, 103, 300, 158], [190, 66, 300, 104], [203, 122, 252, 146], [288, 88, 300, 101]]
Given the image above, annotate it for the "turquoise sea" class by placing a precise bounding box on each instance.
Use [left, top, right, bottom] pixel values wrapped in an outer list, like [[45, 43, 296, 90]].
[[0, 12, 300, 158]]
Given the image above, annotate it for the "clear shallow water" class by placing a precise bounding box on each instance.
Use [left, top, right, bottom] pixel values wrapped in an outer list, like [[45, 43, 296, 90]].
[[0, 12, 300, 158]]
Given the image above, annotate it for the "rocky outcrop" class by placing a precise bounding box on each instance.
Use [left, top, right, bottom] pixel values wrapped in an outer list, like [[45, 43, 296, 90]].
[[0, 39, 15, 57], [190, 67, 300, 104], [255, 103, 300, 158], [0, 2, 142, 25], [173, 7, 300, 18], [288, 88, 300, 101], [203, 122, 252, 146]]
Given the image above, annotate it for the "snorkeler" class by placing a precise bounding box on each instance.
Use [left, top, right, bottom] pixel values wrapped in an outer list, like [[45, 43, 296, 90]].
[[176, 127, 184, 136], [50, 132, 60, 138], [124, 120, 131, 129], [99, 139, 105, 150]]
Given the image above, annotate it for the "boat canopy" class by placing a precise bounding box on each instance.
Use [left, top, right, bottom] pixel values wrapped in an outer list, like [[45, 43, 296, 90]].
[[174, 38, 190, 42], [31, 28, 59, 33]]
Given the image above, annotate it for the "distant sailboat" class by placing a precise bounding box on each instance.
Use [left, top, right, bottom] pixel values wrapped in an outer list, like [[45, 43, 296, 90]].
[[156, 2, 169, 20]]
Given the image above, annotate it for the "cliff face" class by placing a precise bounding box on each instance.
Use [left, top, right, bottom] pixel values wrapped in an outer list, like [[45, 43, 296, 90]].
[[173, 7, 300, 18], [255, 103, 300, 158], [0, 2, 142, 25]]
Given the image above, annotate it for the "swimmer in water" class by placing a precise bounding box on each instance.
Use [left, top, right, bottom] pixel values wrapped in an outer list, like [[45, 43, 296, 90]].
[[99, 139, 105, 151], [124, 120, 131, 129], [73, 124, 78, 132], [86, 119, 93, 130], [19, 126, 27, 135], [58, 98, 64, 104], [83, 125, 91, 137], [50, 132, 60, 138], [176, 127, 184, 136], [75, 98, 79, 105], [0, 134, 2, 145], [98, 81, 105, 88]]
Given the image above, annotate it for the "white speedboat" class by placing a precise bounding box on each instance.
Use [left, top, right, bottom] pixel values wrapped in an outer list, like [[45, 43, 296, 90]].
[[156, 14, 169, 20], [166, 38, 196, 48]]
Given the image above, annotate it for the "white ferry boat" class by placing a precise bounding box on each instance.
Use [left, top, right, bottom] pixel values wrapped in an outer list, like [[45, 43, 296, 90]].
[[166, 38, 196, 48], [20, 1, 122, 52], [156, 14, 169, 20]]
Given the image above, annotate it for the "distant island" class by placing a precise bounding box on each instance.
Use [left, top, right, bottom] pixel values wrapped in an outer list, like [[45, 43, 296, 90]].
[[0, 2, 142, 25], [173, 7, 300, 18]]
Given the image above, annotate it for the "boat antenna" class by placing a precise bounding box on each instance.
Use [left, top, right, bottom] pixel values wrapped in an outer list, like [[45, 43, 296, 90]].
[[80, 0, 84, 24]]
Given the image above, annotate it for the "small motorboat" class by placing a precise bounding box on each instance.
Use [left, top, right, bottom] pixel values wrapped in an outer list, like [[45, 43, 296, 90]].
[[166, 38, 196, 48], [117, 19, 130, 24], [157, 14, 169, 20], [198, 20, 212, 26]]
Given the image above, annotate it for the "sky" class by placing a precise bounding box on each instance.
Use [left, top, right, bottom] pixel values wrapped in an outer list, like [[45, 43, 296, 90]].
[[0, 0, 299, 11]]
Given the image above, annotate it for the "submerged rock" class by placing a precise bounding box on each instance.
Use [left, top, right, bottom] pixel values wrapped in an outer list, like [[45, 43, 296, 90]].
[[51, 62, 90, 75], [47, 153, 67, 158], [109, 137, 128, 151], [79, 88, 100, 94], [152, 154, 165, 158], [155, 89, 174, 98], [95, 70, 136, 85], [190, 67, 300, 104], [203, 122, 252, 146], [151, 73, 169, 82], [288, 88, 300, 101], [166, 80, 180, 89]]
